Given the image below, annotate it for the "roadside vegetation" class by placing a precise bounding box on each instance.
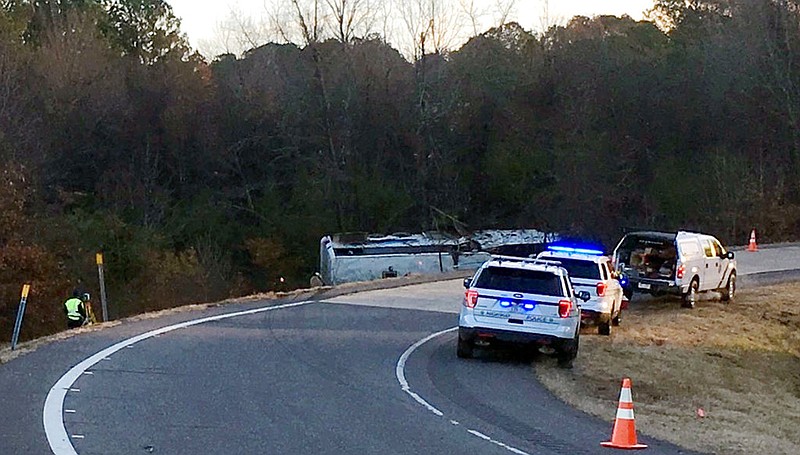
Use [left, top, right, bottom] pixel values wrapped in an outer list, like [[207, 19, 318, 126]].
[[536, 282, 800, 455], [3, 1, 800, 342]]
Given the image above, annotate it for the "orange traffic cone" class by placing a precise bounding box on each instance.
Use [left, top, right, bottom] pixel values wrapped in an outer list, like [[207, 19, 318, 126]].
[[601, 378, 648, 450], [748, 229, 758, 252]]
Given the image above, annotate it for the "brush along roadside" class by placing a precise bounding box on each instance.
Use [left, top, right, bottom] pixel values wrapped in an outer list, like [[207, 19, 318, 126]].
[[536, 282, 800, 455]]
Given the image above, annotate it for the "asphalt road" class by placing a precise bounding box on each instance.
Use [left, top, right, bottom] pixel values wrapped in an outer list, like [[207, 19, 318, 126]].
[[733, 243, 800, 275], [1, 246, 796, 454], [734, 244, 800, 286], [2, 292, 695, 455]]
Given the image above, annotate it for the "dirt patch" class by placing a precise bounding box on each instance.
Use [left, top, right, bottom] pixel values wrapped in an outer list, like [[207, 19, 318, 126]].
[[536, 283, 800, 455]]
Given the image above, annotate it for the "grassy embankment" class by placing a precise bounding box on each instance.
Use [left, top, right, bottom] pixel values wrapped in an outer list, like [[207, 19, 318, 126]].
[[537, 283, 800, 455]]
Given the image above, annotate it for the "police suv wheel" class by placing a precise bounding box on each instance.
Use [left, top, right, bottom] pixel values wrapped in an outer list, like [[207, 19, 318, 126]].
[[557, 331, 579, 368], [457, 337, 474, 359]]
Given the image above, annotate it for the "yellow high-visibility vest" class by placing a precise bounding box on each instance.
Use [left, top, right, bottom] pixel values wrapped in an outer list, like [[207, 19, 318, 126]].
[[64, 298, 84, 321]]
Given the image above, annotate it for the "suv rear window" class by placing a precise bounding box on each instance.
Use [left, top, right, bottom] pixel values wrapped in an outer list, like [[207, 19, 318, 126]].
[[474, 266, 564, 296], [539, 257, 600, 279]]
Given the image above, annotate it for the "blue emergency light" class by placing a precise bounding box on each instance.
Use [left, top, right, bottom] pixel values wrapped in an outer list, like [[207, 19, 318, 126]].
[[547, 245, 605, 256], [498, 300, 536, 311]]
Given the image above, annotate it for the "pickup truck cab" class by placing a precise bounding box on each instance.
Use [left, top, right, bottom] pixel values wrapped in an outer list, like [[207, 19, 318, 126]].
[[613, 231, 737, 308]]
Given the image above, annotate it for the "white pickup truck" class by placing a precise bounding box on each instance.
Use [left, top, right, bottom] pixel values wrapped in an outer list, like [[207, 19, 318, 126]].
[[613, 231, 737, 308]]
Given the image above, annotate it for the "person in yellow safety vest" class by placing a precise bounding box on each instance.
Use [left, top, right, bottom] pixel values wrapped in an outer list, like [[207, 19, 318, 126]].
[[64, 290, 87, 329]]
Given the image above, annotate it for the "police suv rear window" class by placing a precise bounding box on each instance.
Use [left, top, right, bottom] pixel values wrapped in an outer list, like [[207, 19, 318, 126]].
[[539, 257, 600, 279], [474, 267, 564, 296]]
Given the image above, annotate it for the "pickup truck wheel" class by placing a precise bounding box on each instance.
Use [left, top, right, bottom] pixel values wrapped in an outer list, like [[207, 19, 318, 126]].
[[682, 279, 699, 309], [721, 272, 736, 302], [612, 311, 622, 326], [598, 320, 611, 336], [457, 337, 474, 359]]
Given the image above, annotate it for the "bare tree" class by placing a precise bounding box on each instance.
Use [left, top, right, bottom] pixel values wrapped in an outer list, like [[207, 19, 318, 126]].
[[266, 0, 325, 45], [396, 0, 464, 59], [458, 0, 516, 38], [200, 6, 272, 57], [493, 0, 517, 28], [264, 0, 382, 45], [377, 0, 395, 43], [325, 0, 376, 42], [458, 0, 485, 36], [537, 0, 559, 34]]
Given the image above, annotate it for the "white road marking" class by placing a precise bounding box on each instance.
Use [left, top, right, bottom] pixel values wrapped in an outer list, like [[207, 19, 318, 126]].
[[70, 435, 84, 439], [395, 328, 532, 455], [468, 429, 492, 440], [43, 300, 313, 455], [82, 372, 93, 375], [395, 328, 456, 416], [64, 410, 76, 414]]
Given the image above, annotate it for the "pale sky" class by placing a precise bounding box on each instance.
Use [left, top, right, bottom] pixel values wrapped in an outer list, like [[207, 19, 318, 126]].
[[168, 0, 656, 57]]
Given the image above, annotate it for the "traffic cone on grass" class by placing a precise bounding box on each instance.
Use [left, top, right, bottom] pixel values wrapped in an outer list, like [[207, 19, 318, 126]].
[[601, 378, 648, 450], [747, 229, 758, 252]]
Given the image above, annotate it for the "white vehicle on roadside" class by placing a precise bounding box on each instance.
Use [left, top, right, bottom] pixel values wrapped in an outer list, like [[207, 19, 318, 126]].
[[537, 246, 624, 335], [613, 231, 737, 308], [458, 255, 590, 368]]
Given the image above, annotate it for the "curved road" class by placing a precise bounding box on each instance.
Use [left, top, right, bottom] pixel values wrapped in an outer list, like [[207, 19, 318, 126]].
[[1, 246, 797, 454]]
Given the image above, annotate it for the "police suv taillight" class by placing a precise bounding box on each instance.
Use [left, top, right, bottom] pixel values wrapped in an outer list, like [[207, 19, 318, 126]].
[[464, 289, 479, 308], [558, 299, 572, 318], [596, 282, 606, 297]]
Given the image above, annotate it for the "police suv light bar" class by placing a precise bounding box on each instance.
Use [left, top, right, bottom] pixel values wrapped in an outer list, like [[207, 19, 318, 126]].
[[547, 245, 605, 256], [491, 255, 563, 267]]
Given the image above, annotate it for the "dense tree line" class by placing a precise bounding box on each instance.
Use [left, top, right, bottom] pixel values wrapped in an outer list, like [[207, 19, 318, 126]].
[[2, 0, 800, 340]]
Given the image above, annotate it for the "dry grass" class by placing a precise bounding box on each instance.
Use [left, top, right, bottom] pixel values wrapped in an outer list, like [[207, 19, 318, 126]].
[[537, 283, 800, 455]]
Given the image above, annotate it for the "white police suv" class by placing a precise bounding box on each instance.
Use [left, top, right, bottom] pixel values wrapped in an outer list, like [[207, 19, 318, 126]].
[[537, 246, 624, 336], [458, 255, 589, 367]]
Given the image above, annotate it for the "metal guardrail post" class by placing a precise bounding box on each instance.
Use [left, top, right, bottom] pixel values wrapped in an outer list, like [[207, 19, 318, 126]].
[[11, 284, 31, 350], [97, 253, 109, 322]]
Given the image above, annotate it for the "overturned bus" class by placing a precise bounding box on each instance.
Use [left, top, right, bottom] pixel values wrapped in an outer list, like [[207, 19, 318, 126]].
[[319, 230, 556, 285]]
